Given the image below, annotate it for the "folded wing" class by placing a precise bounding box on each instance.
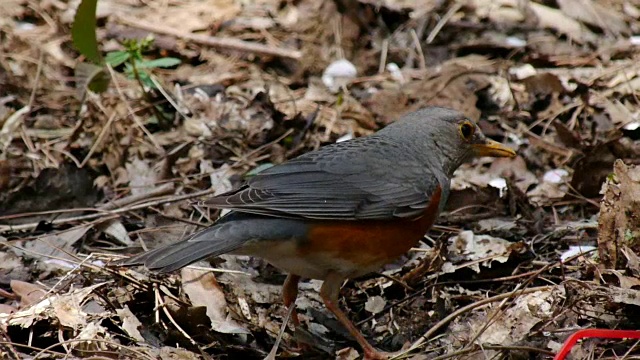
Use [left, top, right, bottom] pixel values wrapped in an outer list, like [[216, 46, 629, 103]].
[[206, 136, 440, 220]]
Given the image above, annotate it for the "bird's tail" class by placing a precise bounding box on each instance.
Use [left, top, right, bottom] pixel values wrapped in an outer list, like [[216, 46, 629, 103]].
[[116, 212, 308, 273]]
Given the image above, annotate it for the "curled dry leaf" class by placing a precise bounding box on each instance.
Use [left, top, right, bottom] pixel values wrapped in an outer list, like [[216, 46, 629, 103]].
[[97, 218, 133, 246], [0, 304, 17, 315], [446, 231, 516, 273], [13, 224, 93, 270], [116, 305, 145, 342], [598, 160, 640, 269], [477, 287, 557, 344], [180, 268, 249, 334], [10, 280, 46, 308], [0, 282, 107, 329], [72, 322, 112, 354]]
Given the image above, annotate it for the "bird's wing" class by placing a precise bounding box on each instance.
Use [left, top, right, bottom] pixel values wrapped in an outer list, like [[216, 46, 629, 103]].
[[205, 136, 442, 220]]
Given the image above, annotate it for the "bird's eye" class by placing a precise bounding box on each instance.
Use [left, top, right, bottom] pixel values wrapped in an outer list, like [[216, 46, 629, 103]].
[[459, 122, 474, 140]]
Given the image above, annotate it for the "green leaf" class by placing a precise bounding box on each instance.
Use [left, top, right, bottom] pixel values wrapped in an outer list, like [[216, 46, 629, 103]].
[[75, 62, 110, 95], [141, 75, 155, 88], [71, 0, 101, 64], [105, 51, 130, 67], [138, 57, 181, 69]]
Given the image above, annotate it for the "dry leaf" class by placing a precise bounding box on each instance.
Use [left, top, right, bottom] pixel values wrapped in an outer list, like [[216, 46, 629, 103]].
[[116, 305, 145, 342], [181, 268, 249, 334], [598, 160, 640, 269], [447, 231, 514, 273], [10, 280, 46, 308]]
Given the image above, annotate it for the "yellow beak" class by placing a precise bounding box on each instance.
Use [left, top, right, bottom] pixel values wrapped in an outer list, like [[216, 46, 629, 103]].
[[472, 139, 516, 158]]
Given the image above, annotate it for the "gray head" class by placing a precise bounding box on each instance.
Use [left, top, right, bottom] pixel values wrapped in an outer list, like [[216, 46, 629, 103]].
[[378, 107, 516, 176]]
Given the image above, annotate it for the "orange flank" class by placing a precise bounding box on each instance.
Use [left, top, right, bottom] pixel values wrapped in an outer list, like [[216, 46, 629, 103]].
[[301, 186, 442, 269]]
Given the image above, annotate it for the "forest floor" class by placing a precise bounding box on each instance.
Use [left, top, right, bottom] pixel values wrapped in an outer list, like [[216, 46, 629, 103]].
[[1, 0, 640, 359]]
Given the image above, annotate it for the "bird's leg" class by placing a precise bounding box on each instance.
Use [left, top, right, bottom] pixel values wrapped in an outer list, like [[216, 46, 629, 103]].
[[264, 303, 295, 360], [282, 273, 301, 327], [320, 272, 389, 360], [265, 274, 303, 359]]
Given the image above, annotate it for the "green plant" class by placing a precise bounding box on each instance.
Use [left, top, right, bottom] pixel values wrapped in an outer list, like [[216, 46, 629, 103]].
[[105, 36, 181, 90]]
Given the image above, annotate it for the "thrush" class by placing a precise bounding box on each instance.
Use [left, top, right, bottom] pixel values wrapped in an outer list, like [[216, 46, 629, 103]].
[[120, 107, 516, 359]]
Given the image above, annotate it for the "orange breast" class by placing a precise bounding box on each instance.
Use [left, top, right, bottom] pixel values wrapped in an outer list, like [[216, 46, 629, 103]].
[[299, 186, 442, 271]]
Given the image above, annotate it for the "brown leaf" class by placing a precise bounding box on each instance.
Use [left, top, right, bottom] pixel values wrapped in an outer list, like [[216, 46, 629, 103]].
[[553, 121, 582, 149], [181, 268, 249, 334], [597, 160, 640, 269], [10, 280, 46, 308], [0, 304, 17, 315]]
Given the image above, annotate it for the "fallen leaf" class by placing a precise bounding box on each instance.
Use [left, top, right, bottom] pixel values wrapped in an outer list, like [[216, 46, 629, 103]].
[[181, 268, 249, 334], [364, 296, 386, 315], [14, 224, 93, 268], [557, 0, 629, 36], [97, 218, 132, 245], [116, 305, 145, 342], [598, 160, 640, 269], [10, 280, 46, 308], [447, 231, 514, 273]]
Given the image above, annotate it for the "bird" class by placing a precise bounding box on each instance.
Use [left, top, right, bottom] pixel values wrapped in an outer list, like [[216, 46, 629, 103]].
[[118, 106, 516, 359]]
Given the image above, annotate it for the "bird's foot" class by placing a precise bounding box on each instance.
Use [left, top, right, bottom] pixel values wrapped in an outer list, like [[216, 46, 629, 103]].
[[362, 346, 393, 360]]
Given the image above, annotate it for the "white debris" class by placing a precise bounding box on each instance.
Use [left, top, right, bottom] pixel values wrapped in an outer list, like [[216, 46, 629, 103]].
[[489, 177, 508, 197], [322, 59, 357, 93], [543, 169, 569, 184], [561, 245, 597, 262]]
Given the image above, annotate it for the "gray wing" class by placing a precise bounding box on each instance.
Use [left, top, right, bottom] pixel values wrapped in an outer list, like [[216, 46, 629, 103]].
[[205, 136, 442, 220]]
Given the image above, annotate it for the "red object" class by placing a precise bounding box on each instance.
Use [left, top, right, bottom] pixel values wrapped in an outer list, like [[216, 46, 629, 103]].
[[554, 329, 640, 360]]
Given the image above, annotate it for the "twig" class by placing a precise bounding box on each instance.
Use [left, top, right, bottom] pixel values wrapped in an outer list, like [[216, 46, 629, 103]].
[[79, 111, 118, 168], [115, 15, 302, 60], [426, 1, 463, 44], [0, 187, 217, 233], [106, 65, 164, 153], [392, 285, 554, 359], [378, 38, 388, 74], [155, 286, 200, 348], [0, 327, 20, 359], [99, 182, 175, 210], [19, 51, 43, 156], [410, 29, 426, 70], [30, 338, 155, 360]]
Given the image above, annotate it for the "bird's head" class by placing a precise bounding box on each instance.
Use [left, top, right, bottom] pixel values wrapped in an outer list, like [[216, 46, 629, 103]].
[[381, 107, 516, 176]]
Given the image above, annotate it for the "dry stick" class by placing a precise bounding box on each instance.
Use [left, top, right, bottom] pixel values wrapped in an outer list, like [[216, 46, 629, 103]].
[[410, 29, 426, 70], [30, 338, 155, 360], [231, 128, 295, 167], [19, 51, 44, 157], [393, 252, 594, 358], [391, 285, 554, 359], [357, 257, 549, 328], [154, 286, 201, 348], [79, 111, 119, 167], [100, 182, 175, 210], [430, 344, 555, 360], [426, 1, 463, 44], [0, 183, 173, 229], [456, 260, 565, 354], [115, 15, 302, 60], [150, 76, 190, 118], [378, 39, 389, 74], [621, 338, 640, 359], [0, 187, 217, 232], [106, 65, 164, 153], [0, 327, 20, 360]]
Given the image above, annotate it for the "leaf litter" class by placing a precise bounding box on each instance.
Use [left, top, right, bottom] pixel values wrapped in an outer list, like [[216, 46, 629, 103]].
[[1, 0, 640, 359]]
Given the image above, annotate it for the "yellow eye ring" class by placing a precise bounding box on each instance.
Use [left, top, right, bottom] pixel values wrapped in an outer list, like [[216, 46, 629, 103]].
[[459, 121, 474, 140]]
